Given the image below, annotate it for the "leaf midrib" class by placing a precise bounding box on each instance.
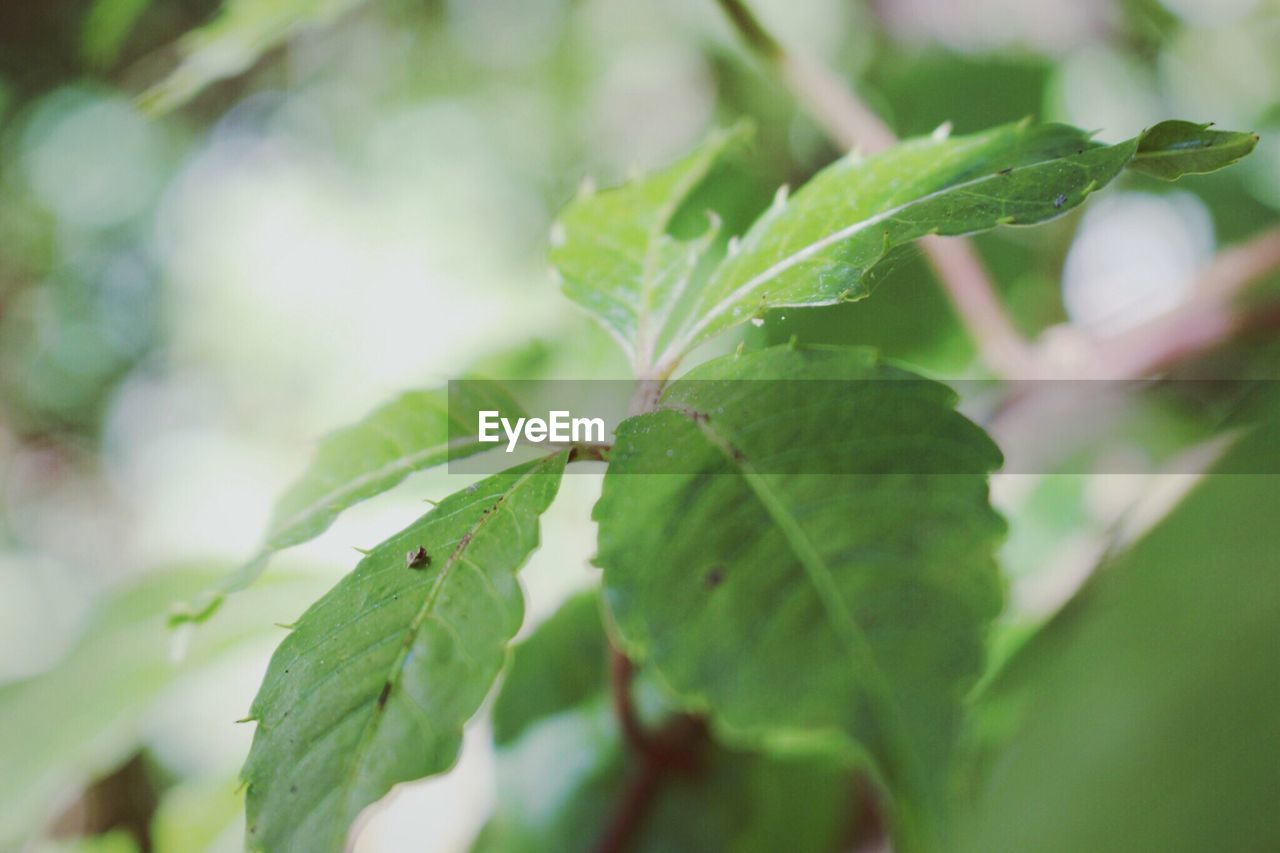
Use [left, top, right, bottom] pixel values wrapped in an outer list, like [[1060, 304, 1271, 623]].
[[676, 411, 926, 801]]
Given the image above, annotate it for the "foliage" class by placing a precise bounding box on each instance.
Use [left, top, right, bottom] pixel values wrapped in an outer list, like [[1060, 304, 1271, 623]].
[[221, 110, 1254, 851], [4, 1, 1276, 852]]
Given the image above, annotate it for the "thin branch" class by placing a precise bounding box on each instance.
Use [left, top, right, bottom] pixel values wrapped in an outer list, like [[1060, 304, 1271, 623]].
[[712, 0, 1035, 378]]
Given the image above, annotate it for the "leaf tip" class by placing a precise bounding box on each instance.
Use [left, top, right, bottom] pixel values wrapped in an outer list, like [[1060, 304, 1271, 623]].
[[167, 592, 224, 628]]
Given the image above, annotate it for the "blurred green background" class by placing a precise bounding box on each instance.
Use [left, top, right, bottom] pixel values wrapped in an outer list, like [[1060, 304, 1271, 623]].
[[1, 0, 1278, 850]]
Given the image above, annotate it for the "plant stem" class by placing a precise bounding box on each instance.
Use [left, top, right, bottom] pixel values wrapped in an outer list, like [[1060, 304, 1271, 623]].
[[712, 0, 1034, 378], [597, 647, 707, 853]]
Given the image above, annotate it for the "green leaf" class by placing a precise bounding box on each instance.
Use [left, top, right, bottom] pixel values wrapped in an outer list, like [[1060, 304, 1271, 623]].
[[551, 124, 751, 374], [594, 345, 1005, 849], [81, 0, 152, 66], [491, 589, 608, 748], [241, 452, 566, 852], [0, 567, 322, 850], [172, 383, 522, 625], [476, 587, 850, 853], [654, 119, 1256, 365], [956, 421, 1280, 853], [1129, 120, 1259, 180], [138, 0, 370, 113]]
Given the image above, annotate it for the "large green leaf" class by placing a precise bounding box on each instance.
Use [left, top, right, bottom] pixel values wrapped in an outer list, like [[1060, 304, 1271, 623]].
[[550, 124, 750, 375], [594, 345, 1005, 850], [173, 383, 522, 624], [241, 452, 566, 852], [652, 119, 1256, 366], [956, 422, 1280, 852], [0, 567, 322, 850], [475, 587, 850, 853]]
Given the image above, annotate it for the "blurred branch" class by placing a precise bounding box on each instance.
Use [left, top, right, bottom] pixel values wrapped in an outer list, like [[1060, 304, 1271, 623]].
[[712, 0, 1035, 378], [1094, 225, 1280, 377], [610, 649, 651, 754]]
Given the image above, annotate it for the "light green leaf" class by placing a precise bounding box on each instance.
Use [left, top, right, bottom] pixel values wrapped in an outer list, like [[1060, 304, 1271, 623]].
[[241, 452, 566, 852], [475, 587, 850, 853], [0, 567, 322, 850], [138, 0, 370, 114], [594, 345, 1005, 850], [491, 589, 608, 748], [551, 124, 750, 374], [173, 383, 522, 625], [956, 421, 1280, 853], [1129, 120, 1259, 180], [655, 119, 1257, 365]]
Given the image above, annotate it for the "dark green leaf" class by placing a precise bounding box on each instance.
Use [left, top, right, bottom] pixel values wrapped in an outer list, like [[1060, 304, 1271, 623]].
[[956, 422, 1280, 853], [242, 452, 566, 852], [491, 589, 608, 748], [595, 345, 1005, 849]]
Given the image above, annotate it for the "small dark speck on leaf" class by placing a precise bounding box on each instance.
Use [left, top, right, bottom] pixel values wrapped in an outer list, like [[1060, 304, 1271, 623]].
[[290, 785, 298, 794], [406, 546, 431, 569], [998, 167, 1012, 176], [377, 682, 392, 709], [1053, 194, 1067, 209], [704, 566, 726, 589]]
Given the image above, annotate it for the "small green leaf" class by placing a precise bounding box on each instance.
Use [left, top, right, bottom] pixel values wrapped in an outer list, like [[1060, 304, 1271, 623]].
[[138, 0, 370, 113], [551, 124, 751, 373], [652, 119, 1256, 365], [491, 589, 608, 748], [957, 421, 1280, 852], [172, 383, 522, 624], [595, 345, 1005, 849], [1129, 120, 1260, 180], [242, 452, 566, 852]]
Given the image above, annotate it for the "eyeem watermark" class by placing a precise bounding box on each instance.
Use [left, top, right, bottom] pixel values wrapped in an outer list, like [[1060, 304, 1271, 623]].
[[478, 410, 606, 452]]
